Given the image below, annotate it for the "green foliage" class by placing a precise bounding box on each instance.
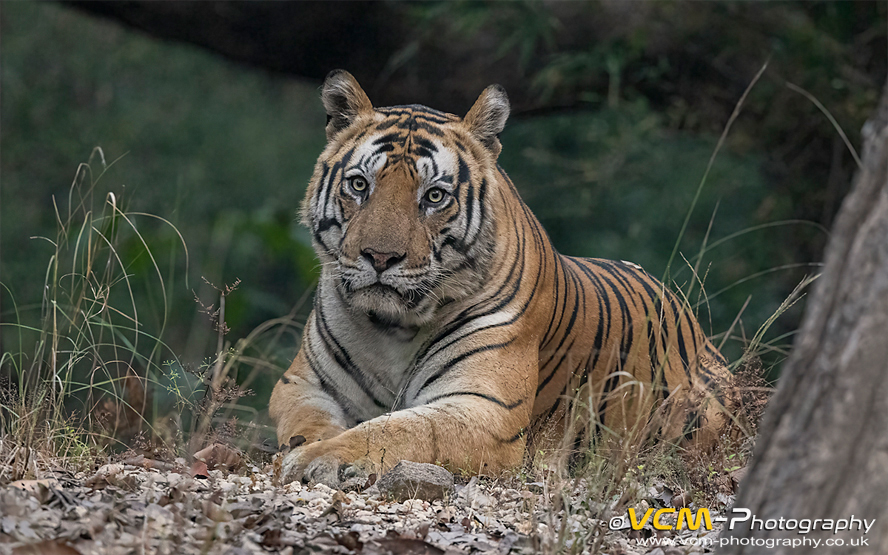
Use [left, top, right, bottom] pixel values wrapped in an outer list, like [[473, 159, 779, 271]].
[[2, 3, 321, 452], [1, 2, 323, 349]]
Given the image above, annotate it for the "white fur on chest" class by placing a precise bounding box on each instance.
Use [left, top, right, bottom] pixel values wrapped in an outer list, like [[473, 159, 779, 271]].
[[309, 283, 428, 419]]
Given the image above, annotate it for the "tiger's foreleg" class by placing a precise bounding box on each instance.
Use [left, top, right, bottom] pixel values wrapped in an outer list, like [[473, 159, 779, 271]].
[[269, 349, 349, 450], [280, 345, 538, 487]]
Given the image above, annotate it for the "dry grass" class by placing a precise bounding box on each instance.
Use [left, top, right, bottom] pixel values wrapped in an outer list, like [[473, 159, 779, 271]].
[[0, 150, 304, 483]]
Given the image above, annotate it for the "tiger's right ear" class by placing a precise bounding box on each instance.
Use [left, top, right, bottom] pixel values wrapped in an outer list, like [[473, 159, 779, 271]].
[[321, 70, 373, 141]]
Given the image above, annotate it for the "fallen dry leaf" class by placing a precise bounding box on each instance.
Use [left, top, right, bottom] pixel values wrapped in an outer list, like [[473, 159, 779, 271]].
[[365, 538, 445, 555], [190, 460, 209, 478], [12, 540, 82, 555], [121, 454, 184, 473], [0, 453, 730, 555], [670, 492, 690, 509], [9, 479, 60, 492], [260, 528, 284, 549], [193, 443, 243, 472], [335, 530, 363, 551], [84, 464, 135, 490]]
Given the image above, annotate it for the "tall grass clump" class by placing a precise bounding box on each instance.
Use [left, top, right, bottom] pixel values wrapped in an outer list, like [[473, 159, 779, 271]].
[[0, 149, 187, 478], [0, 150, 310, 482]]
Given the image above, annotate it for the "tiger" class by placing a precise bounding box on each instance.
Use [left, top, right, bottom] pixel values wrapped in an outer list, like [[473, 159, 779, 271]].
[[270, 70, 733, 487]]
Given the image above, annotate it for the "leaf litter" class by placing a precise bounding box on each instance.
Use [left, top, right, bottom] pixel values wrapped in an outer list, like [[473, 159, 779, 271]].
[[0, 459, 727, 554]]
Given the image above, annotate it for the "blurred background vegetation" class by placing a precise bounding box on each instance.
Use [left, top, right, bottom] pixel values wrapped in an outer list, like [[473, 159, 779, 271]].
[[1, 1, 885, 455]]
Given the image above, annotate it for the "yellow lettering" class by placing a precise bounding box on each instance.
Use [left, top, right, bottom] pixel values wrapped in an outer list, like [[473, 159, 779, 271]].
[[676, 508, 713, 531], [653, 508, 676, 530], [627, 508, 654, 530]]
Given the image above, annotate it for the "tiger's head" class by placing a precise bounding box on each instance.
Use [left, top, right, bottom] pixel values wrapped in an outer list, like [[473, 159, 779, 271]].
[[302, 70, 511, 328]]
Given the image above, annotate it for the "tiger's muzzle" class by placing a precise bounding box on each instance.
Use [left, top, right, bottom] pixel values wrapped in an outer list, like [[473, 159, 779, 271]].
[[337, 251, 437, 321]]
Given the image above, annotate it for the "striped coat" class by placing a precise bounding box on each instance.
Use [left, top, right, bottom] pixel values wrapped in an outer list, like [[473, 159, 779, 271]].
[[270, 70, 732, 486]]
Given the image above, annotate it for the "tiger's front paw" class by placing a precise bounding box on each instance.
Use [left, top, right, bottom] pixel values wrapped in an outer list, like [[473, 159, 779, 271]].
[[299, 453, 342, 488], [280, 442, 374, 490], [279, 445, 316, 485]]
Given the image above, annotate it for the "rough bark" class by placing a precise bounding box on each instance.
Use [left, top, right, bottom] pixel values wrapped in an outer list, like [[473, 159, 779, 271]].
[[723, 81, 888, 553]]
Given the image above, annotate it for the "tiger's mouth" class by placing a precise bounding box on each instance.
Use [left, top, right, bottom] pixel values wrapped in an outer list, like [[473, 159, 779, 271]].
[[338, 272, 437, 326], [347, 282, 425, 308]]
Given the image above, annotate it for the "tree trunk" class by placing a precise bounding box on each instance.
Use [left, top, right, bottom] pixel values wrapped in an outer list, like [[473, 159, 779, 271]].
[[723, 81, 888, 553]]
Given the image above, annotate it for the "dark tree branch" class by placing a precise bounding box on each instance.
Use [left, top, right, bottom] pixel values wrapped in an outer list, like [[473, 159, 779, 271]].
[[65, 1, 537, 114]]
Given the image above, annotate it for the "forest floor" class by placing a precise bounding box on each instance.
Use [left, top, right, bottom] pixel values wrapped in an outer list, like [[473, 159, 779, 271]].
[[0, 456, 732, 555]]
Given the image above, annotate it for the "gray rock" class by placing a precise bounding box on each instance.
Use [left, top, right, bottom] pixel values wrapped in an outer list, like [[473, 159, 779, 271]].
[[375, 461, 454, 501]]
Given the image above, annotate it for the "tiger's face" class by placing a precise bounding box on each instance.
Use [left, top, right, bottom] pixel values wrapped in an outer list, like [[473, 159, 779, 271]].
[[302, 71, 510, 328]]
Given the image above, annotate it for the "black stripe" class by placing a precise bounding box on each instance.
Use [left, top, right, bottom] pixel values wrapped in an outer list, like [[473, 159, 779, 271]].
[[372, 132, 404, 146], [535, 336, 578, 395], [425, 391, 524, 410], [540, 253, 565, 347], [371, 118, 400, 132], [587, 263, 637, 368], [601, 262, 671, 399], [536, 262, 582, 394], [413, 137, 438, 153], [664, 291, 693, 379], [418, 338, 516, 393], [313, 218, 341, 253], [418, 221, 527, 363], [568, 261, 612, 374], [376, 106, 453, 124], [320, 148, 355, 218], [499, 429, 526, 444], [413, 120, 445, 136], [597, 371, 622, 428], [457, 155, 470, 184], [462, 182, 476, 243], [419, 221, 542, 371], [466, 178, 488, 249], [302, 327, 360, 421], [315, 303, 389, 409]]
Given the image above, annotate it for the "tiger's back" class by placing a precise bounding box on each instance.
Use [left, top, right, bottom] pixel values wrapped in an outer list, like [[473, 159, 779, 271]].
[[270, 71, 733, 486]]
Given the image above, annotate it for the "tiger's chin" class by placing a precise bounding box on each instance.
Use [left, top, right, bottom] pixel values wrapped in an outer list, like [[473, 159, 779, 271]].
[[344, 283, 437, 330]]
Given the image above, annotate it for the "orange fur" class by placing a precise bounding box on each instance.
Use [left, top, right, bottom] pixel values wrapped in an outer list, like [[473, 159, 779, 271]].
[[269, 71, 732, 486]]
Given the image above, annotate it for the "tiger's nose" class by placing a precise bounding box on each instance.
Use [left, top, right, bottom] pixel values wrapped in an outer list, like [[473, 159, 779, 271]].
[[361, 248, 405, 273]]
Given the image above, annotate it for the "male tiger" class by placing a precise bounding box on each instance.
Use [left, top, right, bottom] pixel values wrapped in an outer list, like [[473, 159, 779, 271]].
[[270, 70, 733, 487]]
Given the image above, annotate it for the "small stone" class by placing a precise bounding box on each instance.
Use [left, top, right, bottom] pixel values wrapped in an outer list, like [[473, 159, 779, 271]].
[[526, 482, 545, 493], [670, 492, 690, 509], [374, 461, 454, 502]]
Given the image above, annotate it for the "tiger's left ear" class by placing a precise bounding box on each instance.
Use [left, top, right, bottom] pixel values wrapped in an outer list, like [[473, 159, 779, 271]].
[[464, 85, 510, 158], [321, 70, 373, 141]]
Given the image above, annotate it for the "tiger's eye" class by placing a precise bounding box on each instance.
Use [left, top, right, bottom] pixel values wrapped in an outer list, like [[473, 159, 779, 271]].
[[350, 177, 367, 192], [426, 188, 445, 203]]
